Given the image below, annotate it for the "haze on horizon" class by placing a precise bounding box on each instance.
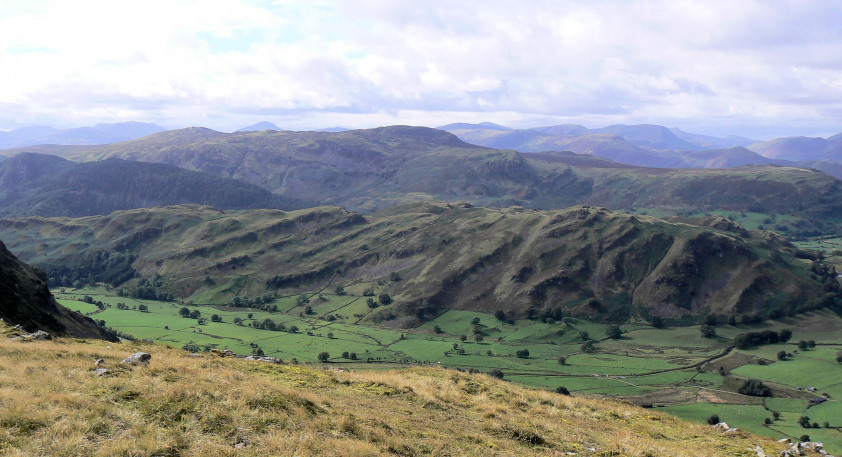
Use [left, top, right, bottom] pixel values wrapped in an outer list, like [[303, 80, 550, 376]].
[[1, 0, 841, 140]]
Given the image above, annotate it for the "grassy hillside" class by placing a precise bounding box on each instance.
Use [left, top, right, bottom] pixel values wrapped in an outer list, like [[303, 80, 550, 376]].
[[0, 153, 309, 217], [0, 320, 812, 456], [1, 203, 835, 324], [0, 240, 114, 340]]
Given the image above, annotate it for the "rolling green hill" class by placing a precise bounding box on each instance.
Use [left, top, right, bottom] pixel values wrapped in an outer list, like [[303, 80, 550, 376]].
[[0, 153, 310, 217], [0, 239, 115, 339], [1, 203, 836, 325]]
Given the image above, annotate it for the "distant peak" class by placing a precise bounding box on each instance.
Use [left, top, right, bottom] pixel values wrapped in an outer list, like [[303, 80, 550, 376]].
[[237, 121, 282, 132], [437, 122, 512, 131]]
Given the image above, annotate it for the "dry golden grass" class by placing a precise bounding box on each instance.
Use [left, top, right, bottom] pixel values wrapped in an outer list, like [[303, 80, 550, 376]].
[[0, 330, 808, 456]]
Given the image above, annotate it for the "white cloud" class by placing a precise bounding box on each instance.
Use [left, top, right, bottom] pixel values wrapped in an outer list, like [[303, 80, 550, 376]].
[[0, 0, 840, 138]]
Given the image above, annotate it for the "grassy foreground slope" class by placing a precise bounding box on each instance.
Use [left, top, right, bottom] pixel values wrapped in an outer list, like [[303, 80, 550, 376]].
[[0, 322, 803, 457], [1, 203, 834, 323]]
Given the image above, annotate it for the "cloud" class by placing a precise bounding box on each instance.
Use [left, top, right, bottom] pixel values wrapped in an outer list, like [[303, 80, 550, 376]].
[[0, 0, 840, 138]]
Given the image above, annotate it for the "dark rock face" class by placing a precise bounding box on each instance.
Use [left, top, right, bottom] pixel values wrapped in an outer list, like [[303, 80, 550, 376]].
[[0, 240, 116, 341]]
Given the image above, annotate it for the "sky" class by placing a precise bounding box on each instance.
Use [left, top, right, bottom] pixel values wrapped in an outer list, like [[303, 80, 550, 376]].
[[0, 0, 841, 139]]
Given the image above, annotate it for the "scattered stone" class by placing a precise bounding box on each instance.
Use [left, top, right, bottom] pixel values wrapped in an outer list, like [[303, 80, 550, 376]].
[[779, 438, 792, 444], [243, 355, 283, 364], [12, 330, 51, 341], [723, 427, 741, 436], [94, 358, 105, 366], [189, 353, 202, 358], [93, 368, 109, 377], [121, 352, 151, 365], [714, 422, 730, 432], [755, 445, 767, 457], [234, 442, 248, 449]]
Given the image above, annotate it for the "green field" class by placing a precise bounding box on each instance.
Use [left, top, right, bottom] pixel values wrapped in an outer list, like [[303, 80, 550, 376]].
[[59, 286, 842, 453]]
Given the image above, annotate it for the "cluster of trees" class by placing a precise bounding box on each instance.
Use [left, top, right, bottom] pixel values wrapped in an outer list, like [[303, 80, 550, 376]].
[[738, 379, 772, 397], [44, 251, 138, 287], [250, 318, 298, 333], [225, 294, 279, 311], [733, 329, 793, 349], [525, 306, 564, 323]]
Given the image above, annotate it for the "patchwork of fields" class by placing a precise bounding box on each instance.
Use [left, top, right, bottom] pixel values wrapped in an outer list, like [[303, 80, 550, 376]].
[[58, 286, 842, 453]]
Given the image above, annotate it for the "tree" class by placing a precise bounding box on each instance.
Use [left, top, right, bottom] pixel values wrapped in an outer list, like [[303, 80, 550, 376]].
[[606, 324, 622, 339], [138, 304, 148, 312], [378, 293, 392, 305], [808, 340, 816, 348], [489, 369, 504, 379], [460, 334, 467, 342], [777, 350, 787, 361], [554, 386, 570, 395], [317, 352, 330, 363], [179, 307, 190, 317], [305, 305, 314, 315], [798, 340, 808, 350], [341, 351, 349, 359], [700, 325, 716, 338], [728, 315, 737, 326], [189, 309, 201, 319], [800, 435, 810, 443], [779, 329, 793, 343], [233, 317, 243, 325], [433, 325, 442, 334], [581, 341, 595, 353], [652, 316, 664, 328], [707, 414, 720, 425], [289, 325, 298, 333], [470, 317, 481, 325], [211, 314, 221, 322], [494, 310, 506, 321], [579, 331, 589, 341], [366, 298, 378, 309], [334, 285, 346, 295], [516, 349, 530, 358], [557, 356, 567, 365], [473, 334, 483, 343], [252, 347, 264, 356], [350, 352, 357, 360], [798, 416, 812, 428]]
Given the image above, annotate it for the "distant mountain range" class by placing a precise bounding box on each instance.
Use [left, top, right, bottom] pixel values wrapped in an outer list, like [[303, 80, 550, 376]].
[[0, 122, 166, 149], [438, 122, 842, 178], [4, 127, 841, 229], [0, 153, 310, 217], [748, 133, 842, 161]]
